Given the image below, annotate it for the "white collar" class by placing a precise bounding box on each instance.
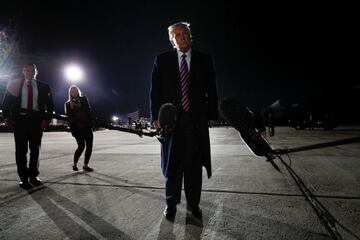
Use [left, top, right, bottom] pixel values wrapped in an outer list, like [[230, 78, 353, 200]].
[[177, 48, 191, 57]]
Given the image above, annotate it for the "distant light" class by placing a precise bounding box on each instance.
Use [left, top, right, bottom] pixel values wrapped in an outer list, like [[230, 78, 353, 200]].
[[64, 64, 84, 82], [112, 116, 119, 121]]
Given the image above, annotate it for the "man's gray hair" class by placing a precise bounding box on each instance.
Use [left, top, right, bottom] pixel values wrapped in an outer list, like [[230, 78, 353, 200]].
[[167, 22, 192, 42]]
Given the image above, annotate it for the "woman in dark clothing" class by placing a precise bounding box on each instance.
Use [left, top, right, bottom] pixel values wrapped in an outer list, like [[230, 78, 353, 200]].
[[64, 85, 94, 172]]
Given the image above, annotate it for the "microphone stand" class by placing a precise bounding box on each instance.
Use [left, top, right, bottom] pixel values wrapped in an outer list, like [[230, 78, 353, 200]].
[[50, 113, 158, 138], [268, 136, 360, 240], [271, 136, 360, 155]]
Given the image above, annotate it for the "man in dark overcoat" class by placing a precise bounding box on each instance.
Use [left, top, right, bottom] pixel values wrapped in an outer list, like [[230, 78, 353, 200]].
[[150, 22, 219, 220]]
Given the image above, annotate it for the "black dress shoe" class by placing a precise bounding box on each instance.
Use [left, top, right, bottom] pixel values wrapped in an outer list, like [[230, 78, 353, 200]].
[[187, 204, 202, 218], [73, 165, 79, 171], [19, 181, 33, 190], [163, 205, 177, 221], [83, 166, 94, 172], [30, 177, 43, 187]]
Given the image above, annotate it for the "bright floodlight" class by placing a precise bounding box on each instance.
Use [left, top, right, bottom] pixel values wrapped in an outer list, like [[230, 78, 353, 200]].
[[64, 64, 84, 82]]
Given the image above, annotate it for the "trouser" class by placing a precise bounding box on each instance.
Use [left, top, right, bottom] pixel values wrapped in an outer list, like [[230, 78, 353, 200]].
[[165, 112, 202, 207], [14, 116, 43, 182], [73, 127, 93, 165]]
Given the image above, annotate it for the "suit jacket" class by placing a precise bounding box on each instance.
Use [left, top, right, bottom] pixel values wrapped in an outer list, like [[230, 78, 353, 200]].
[[150, 48, 219, 178], [2, 78, 54, 122]]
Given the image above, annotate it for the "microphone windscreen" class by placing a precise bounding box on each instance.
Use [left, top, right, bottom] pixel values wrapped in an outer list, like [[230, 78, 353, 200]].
[[219, 98, 254, 130], [158, 103, 177, 131], [219, 98, 272, 156]]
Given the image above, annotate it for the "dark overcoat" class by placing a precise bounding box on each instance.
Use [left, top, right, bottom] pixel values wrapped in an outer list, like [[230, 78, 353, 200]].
[[150, 49, 218, 178]]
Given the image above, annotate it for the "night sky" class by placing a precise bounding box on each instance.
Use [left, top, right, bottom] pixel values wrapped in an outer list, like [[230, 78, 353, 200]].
[[1, 1, 359, 122]]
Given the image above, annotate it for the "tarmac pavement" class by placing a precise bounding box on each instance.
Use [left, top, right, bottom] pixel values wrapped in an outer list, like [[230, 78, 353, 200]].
[[0, 126, 359, 239]]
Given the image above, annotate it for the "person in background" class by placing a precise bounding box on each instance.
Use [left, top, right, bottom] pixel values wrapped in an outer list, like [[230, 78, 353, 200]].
[[2, 63, 54, 189], [64, 85, 94, 172]]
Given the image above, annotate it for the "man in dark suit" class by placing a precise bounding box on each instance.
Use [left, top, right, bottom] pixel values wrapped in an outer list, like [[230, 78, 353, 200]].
[[2, 63, 54, 189], [150, 22, 219, 220]]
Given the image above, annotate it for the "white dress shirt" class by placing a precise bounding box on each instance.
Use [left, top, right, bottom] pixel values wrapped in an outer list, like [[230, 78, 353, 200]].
[[21, 79, 39, 111], [177, 48, 191, 71]]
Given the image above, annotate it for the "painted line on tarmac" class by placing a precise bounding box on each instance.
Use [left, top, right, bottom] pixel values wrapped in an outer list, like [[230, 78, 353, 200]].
[[1, 178, 359, 200]]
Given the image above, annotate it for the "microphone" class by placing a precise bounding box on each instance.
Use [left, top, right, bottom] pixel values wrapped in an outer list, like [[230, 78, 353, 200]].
[[219, 97, 273, 157], [157, 103, 177, 143]]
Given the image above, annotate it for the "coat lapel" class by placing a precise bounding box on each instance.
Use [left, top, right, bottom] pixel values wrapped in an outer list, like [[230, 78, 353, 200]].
[[171, 50, 180, 80], [170, 51, 181, 99]]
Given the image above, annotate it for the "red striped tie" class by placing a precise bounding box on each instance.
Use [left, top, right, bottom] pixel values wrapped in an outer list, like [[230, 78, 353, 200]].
[[180, 54, 190, 112], [27, 81, 33, 111]]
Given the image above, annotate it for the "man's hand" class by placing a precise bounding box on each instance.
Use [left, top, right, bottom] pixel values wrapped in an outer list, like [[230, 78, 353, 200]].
[[41, 120, 49, 130], [208, 120, 218, 128], [5, 118, 14, 129], [152, 120, 160, 129]]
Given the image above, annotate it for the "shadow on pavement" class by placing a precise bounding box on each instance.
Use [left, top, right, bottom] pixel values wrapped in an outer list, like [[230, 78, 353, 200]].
[[29, 186, 134, 240]]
